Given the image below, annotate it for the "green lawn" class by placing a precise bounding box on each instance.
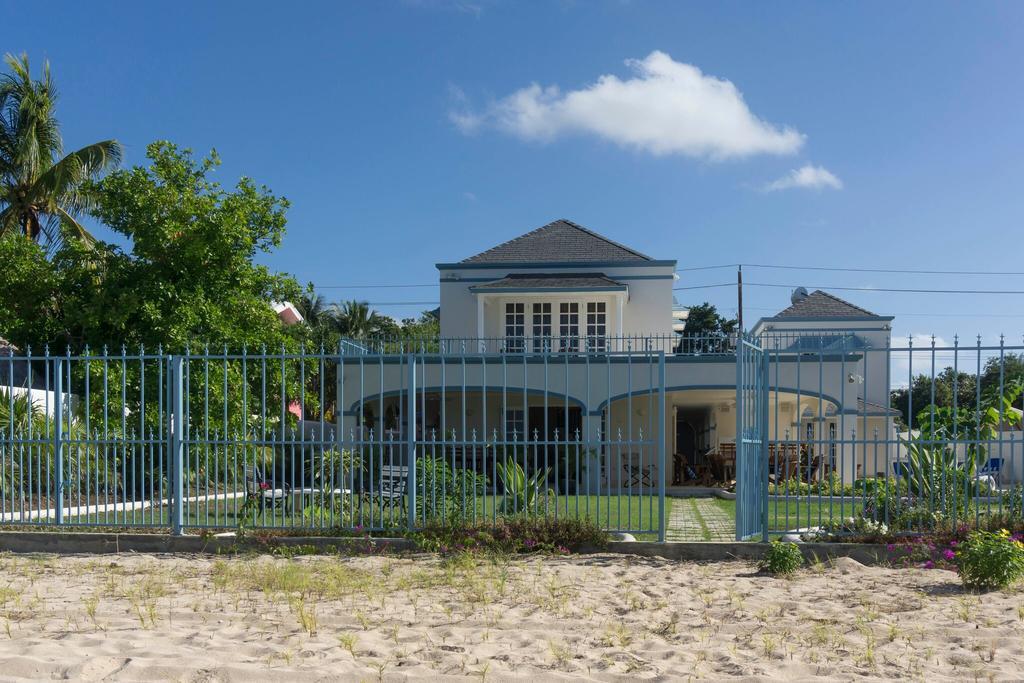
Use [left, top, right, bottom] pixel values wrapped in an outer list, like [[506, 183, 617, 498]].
[[710, 497, 860, 534], [62, 491, 669, 536]]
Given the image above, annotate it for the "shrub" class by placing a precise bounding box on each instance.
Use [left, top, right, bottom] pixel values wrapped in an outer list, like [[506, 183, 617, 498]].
[[413, 517, 607, 555], [955, 529, 1024, 591], [809, 516, 889, 542], [415, 455, 488, 525], [495, 457, 551, 515], [758, 540, 803, 576]]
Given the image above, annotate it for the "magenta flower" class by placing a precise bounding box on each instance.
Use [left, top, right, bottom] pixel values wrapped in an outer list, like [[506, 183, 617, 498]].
[[922, 560, 935, 569], [943, 549, 956, 561], [886, 544, 895, 551]]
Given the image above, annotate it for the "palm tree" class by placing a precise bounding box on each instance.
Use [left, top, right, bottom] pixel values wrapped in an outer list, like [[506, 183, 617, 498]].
[[333, 300, 383, 339], [0, 53, 122, 247], [297, 292, 342, 351], [296, 292, 334, 330]]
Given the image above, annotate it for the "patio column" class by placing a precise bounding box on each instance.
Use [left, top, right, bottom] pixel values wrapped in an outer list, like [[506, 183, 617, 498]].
[[616, 294, 624, 343], [581, 412, 605, 492], [476, 296, 485, 351]]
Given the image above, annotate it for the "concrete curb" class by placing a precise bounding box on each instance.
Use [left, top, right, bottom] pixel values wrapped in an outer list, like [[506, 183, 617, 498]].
[[603, 540, 895, 565], [0, 531, 895, 565], [0, 531, 417, 555]]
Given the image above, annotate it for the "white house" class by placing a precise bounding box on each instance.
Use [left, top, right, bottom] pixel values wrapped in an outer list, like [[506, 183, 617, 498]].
[[339, 219, 899, 488]]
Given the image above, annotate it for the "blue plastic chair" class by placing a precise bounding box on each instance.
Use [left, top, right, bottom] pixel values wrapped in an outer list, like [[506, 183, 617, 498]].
[[980, 458, 1003, 486], [892, 462, 910, 478]]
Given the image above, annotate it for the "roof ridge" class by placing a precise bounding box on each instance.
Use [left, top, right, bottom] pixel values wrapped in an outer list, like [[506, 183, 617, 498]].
[[554, 219, 653, 261], [460, 219, 653, 264], [811, 289, 875, 316]]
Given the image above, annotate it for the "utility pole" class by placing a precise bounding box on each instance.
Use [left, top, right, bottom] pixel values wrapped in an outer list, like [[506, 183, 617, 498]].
[[737, 265, 744, 334]]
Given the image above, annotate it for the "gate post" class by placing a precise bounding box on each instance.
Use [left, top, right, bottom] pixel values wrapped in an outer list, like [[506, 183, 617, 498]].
[[657, 351, 666, 542], [53, 358, 64, 526], [735, 338, 744, 542], [406, 353, 417, 531], [760, 348, 770, 543], [169, 356, 184, 536]]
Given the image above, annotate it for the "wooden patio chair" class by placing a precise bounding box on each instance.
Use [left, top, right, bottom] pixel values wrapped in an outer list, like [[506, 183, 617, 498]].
[[245, 465, 292, 512], [367, 465, 409, 514]]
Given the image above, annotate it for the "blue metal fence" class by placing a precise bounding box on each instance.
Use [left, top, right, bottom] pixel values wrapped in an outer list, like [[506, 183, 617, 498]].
[[759, 334, 1024, 538], [0, 342, 668, 537], [3, 332, 1019, 541], [735, 335, 768, 541]]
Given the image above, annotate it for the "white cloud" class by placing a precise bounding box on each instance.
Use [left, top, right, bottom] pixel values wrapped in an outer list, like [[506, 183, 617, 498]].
[[889, 334, 952, 389], [450, 51, 805, 160], [763, 164, 843, 192]]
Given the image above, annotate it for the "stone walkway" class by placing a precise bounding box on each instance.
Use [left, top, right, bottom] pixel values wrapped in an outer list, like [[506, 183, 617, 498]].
[[665, 498, 734, 542]]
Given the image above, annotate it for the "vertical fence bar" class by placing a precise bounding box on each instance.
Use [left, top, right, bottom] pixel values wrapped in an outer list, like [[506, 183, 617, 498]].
[[760, 347, 770, 543], [406, 350, 417, 530], [735, 338, 744, 541], [53, 358, 64, 525], [657, 350, 666, 542], [170, 356, 184, 535]]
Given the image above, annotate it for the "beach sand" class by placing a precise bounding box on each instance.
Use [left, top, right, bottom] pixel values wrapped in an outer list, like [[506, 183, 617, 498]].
[[0, 550, 1020, 681]]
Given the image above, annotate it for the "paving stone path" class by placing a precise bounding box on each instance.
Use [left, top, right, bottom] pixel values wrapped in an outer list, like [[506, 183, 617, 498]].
[[665, 498, 734, 542]]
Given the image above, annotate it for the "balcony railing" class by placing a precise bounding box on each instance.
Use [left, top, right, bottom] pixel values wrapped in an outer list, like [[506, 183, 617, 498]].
[[339, 334, 739, 356]]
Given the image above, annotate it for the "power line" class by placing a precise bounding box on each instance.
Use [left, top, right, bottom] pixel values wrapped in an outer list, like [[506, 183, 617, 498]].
[[675, 263, 738, 272], [673, 282, 737, 290], [744, 306, 1024, 319], [356, 301, 439, 306], [676, 263, 1024, 276], [742, 263, 1024, 276], [315, 284, 436, 289], [315, 262, 1019, 288], [674, 282, 1024, 295]]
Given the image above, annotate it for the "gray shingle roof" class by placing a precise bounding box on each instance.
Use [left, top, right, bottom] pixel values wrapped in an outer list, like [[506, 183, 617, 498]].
[[470, 273, 626, 291], [461, 219, 652, 264], [857, 398, 902, 417], [772, 290, 879, 319]]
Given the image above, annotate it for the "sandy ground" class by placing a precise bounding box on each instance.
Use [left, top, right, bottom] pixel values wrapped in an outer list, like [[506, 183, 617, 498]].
[[0, 551, 1021, 681]]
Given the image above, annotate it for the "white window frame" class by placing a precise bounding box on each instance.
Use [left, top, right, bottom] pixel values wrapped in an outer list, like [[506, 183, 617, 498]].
[[504, 302, 524, 353], [559, 302, 579, 352], [586, 302, 607, 351], [505, 408, 525, 440], [532, 302, 552, 353]]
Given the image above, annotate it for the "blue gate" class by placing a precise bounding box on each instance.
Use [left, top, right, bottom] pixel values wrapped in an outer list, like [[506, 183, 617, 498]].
[[735, 335, 768, 541]]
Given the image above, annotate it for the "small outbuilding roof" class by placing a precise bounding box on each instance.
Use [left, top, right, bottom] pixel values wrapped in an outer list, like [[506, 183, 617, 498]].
[[770, 290, 886, 320]]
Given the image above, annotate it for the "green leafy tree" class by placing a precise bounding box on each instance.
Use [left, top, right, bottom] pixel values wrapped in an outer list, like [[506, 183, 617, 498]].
[[981, 353, 1024, 410], [891, 368, 977, 428], [401, 309, 440, 339], [681, 303, 737, 337], [80, 141, 302, 351], [0, 234, 60, 345], [0, 53, 121, 247]]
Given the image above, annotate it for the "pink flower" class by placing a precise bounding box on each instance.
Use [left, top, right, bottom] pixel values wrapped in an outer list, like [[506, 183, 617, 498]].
[[943, 549, 956, 561], [922, 560, 935, 569]]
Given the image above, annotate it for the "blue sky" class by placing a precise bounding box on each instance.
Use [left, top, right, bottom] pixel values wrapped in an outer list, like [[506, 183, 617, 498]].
[[3, 1, 1023, 350]]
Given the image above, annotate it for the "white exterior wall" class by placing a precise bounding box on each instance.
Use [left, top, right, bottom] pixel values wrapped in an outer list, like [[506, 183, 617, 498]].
[[438, 263, 676, 340], [753, 317, 894, 409]]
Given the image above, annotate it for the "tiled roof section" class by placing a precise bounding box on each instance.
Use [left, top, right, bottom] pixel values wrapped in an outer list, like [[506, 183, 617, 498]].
[[857, 398, 902, 417], [772, 290, 878, 319], [461, 219, 652, 264], [471, 273, 626, 290]]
